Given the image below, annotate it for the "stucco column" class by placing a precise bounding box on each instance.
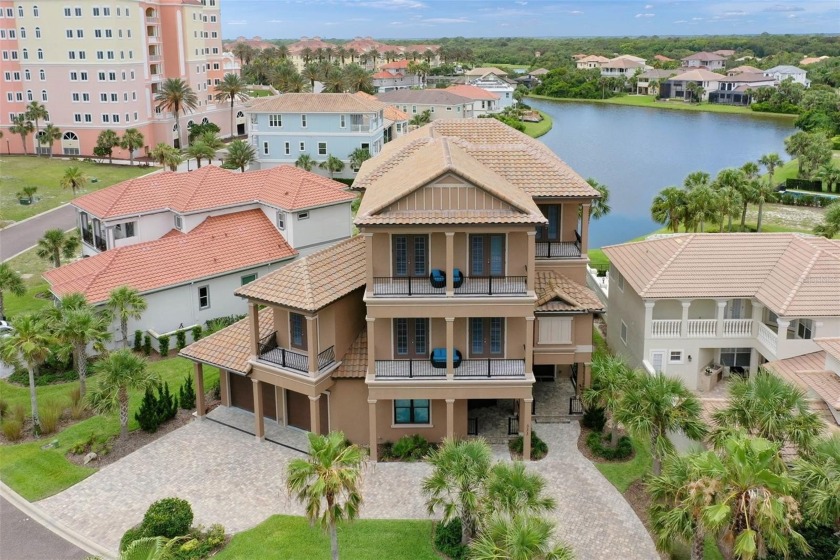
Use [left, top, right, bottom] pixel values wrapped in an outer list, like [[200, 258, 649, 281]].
[[521, 397, 533, 461], [525, 316, 535, 374], [309, 394, 321, 435], [526, 231, 536, 292], [776, 319, 790, 355], [446, 399, 455, 440], [366, 317, 376, 378], [252, 379, 264, 441], [716, 300, 727, 337], [680, 300, 691, 338], [643, 300, 656, 338], [580, 204, 591, 254], [445, 232, 455, 296], [368, 399, 378, 462], [749, 348, 760, 375], [751, 301, 764, 337], [194, 362, 205, 419], [445, 317, 455, 380], [306, 316, 318, 375], [248, 302, 260, 358], [363, 232, 374, 296]]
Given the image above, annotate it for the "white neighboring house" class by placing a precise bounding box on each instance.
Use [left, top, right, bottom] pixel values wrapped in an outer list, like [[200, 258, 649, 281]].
[[763, 65, 811, 87], [464, 71, 517, 110], [372, 60, 423, 92], [662, 68, 723, 101], [445, 84, 501, 116], [602, 234, 840, 405], [376, 90, 474, 121], [46, 165, 355, 349], [600, 58, 648, 79], [681, 52, 727, 70]]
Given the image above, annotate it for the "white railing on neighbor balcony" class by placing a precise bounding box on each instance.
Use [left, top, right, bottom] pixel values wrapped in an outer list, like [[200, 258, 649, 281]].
[[758, 323, 777, 356], [651, 320, 681, 338], [686, 319, 716, 338], [723, 319, 752, 337]]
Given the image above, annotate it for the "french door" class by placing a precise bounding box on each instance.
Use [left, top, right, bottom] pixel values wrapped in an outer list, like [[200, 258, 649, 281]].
[[470, 318, 504, 358], [394, 318, 429, 359], [469, 234, 505, 276], [392, 235, 428, 277]]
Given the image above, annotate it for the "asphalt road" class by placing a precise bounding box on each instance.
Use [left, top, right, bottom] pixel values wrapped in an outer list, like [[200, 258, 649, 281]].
[[0, 205, 77, 262], [0, 496, 88, 560]]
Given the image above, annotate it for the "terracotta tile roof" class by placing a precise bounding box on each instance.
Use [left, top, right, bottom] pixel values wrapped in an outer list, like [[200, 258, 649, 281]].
[[354, 119, 598, 200], [287, 37, 338, 55], [355, 138, 546, 226], [353, 92, 408, 121], [669, 68, 724, 82], [445, 84, 500, 101], [815, 338, 840, 362], [602, 59, 645, 69], [639, 69, 680, 80], [714, 50, 736, 57], [343, 37, 392, 54], [44, 210, 296, 304], [603, 233, 840, 317], [682, 52, 726, 62], [179, 308, 274, 374], [529, 68, 550, 75], [464, 67, 508, 77], [579, 55, 610, 63], [376, 90, 473, 106], [728, 65, 762, 74], [73, 165, 355, 220], [247, 93, 386, 114], [235, 235, 365, 312], [380, 60, 409, 70], [654, 55, 674, 62], [372, 71, 397, 79], [719, 73, 775, 83], [535, 272, 605, 313], [764, 352, 840, 411], [332, 327, 367, 379]]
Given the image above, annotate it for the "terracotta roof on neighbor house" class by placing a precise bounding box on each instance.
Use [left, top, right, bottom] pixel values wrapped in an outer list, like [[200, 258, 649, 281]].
[[816, 338, 840, 362], [372, 71, 401, 79], [226, 36, 276, 51], [639, 69, 680, 80], [247, 92, 386, 114], [354, 119, 598, 200], [353, 92, 408, 121], [445, 84, 500, 101], [332, 327, 367, 379], [44, 210, 296, 304], [728, 65, 763, 74], [719, 72, 776, 83], [73, 165, 355, 220], [669, 68, 724, 82], [579, 55, 610, 63], [535, 272, 604, 313], [764, 352, 840, 412], [343, 37, 391, 54], [380, 60, 409, 70], [602, 58, 645, 69], [682, 52, 727, 62], [287, 37, 338, 54], [376, 89, 473, 106], [179, 308, 275, 374], [235, 235, 366, 312], [603, 233, 840, 317], [464, 67, 507, 77]]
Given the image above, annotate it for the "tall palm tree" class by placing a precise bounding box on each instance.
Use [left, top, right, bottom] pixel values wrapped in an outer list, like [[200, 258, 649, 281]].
[[106, 286, 147, 349], [36, 229, 80, 268], [319, 155, 345, 179], [26, 101, 49, 155], [582, 354, 637, 447], [60, 166, 88, 196], [10, 114, 34, 155], [286, 431, 364, 560], [87, 350, 159, 439], [484, 461, 556, 516], [295, 153, 315, 171], [615, 372, 708, 475], [585, 178, 611, 220], [815, 163, 840, 194], [686, 185, 719, 232], [0, 313, 55, 434], [186, 141, 215, 168], [224, 139, 256, 172], [214, 73, 250, 139], [149, 143, 182, 171], [120, 128, 145, 167], [199, 131, 224, 153], [468, 512, 575, 560], [753, 179, 777, 232], [0, 263, 26, 319], [814, 200, 840, 239], [302, 64, 319, 90], [40, 124, 61, 158], [712, 168, 746, 231], [738, 164, 760, 228], [348, 148, 371, 172], [155, 78, 198, 149], [55, 297, 111, 397], [791, 434, 840, 531], [423, 438, 492, 545], [683, 171, 711, 191], [758, 153, 783, 185], [651, 186, 687, 233]]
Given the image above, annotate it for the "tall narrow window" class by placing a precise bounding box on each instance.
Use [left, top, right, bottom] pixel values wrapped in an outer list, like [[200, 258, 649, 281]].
[[290, 313, 307, 350], [470, 234, 505, 276], [470, 318, 504, 357], [197, 286, 210, 309]]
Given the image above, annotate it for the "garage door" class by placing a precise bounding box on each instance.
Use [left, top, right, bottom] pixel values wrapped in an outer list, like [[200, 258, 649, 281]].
[[228, 373, 277, 420], [287, 390, 310, 431]]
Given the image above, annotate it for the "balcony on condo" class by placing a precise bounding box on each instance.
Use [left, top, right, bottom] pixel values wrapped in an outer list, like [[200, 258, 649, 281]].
[[534, 203, 589, 260], [144, 7, 160, 23], [148, 46, 162, 62]]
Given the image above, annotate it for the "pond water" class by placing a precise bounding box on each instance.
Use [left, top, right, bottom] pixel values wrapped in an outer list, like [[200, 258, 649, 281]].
[[528, 98, 796, 248]]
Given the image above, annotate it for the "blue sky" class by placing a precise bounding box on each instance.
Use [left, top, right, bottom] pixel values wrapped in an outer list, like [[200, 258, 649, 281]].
[[221, 0, 840, 40]]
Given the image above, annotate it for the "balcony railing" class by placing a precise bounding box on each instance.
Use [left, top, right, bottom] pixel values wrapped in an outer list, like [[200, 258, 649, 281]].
[[372, 276, 527, 297], [454, 276, 527, 296], [145, 16, 160, 23], [148, 54, 161, 62], [81, 227, 93, 246], [723, 319, 752, 337], [535, 232, 582, 259], [372, 277, 445, 296], [686, 319, 716, 338], [257, 332, 335, 374], [651, 320, 681, 338], [374, 358, 525, 380], [93, 235, 106, 252], [758, 323, 777, 356]]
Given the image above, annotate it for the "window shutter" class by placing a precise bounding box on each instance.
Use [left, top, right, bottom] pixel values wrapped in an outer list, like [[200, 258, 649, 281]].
[[538, 317, 572, 344]]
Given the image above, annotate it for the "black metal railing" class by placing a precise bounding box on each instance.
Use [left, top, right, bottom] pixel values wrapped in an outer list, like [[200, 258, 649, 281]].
[[258, 331, 335, 374], [259, 332, 278, 354], [372, 276, 445, 296], [317, 346, 336, 370], [454, 359, 526, 379], [535, 238, 581, 259], [570, 362, 578, 392], [374, 360, 446, 379], [467, 417, 478, 436], [94, 234, 107, 251], [569, 396, 584, 415], [507, 416, 519, 435], [453, 276, 527, 296], [82, 227, 94, 245], [373, 275, 528, 296]]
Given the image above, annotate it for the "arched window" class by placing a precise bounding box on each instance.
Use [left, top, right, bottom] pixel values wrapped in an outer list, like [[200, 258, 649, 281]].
[[20, 27, 26, 39], [26, 90, 33, 101], [37, 49, 43, 60], [17, 5, 23, 17], [201, 117, 209, 124], [22, 48, 28, 60], [236, 111, 244, 118], [24, 69, 31, 80], [39, 69, 45, 80], [32, 5, 38, 17], [63, 131, 78, 140], [35, 27, 41, 39], [41, 90, 47, 101]]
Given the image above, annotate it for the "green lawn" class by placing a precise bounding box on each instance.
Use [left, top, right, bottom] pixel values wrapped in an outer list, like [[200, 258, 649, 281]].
[[527, 94, 797, 118], [0, 357, 220, 501], [770, 152, 840, 186], [595, 437, 652, 493], [246, 89, 273, 97], [0, 156, 157, 224], [216, 515, 441, 560], [4, 245, 76, 319], [521, 110, 552, 139]]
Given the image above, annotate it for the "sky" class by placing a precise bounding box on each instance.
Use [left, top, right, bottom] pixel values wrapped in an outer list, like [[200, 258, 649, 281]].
[[220, 0, 840, 40]]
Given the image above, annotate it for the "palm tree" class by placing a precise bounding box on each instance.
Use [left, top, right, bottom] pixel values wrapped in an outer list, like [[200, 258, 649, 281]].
[[120, 128, 145, 167], [409, 110, 432, 127], [737, 164, 760, 229], [814, 200, 840, 239], [0, 314, 54, 434], [224, 139, 256, 172], [96, 129, 121, 164], [40, 124, 61, 158], [348, 148, 371, 172], [10, 114, 34, 155], [60, 166, 87, 196], [302, 64, 320, 90], [615, 372, 708, 475], [149, 143, 182, 171], [815, 163, 840, 194], [714, 185, 743, 232], [686, 185, 719, 232], [55, 299, 111, 397], [319, 155, 345, 179], [342, 64, 373, 94], [792, 434, 840, 531], [758, 153, 783, 186], [214, 73, 250, 139], [651, 186, 687, 233], [423, 438, 492, 545], [484, 461, 556, 516], [468, 512, 575, 560], [0, 263, 26, 319], [36, 229, 80, 268], [683, 171, 711, 192], [155, 78, 198, 148], [106, 286, 147, 349], [199, 131, 224, 153], [585, 178, 611, 219], [232, 42, 252, 67], [87, 350, 160, 439], [753, 179, 777, 232], [710, 372, 824, 454], [295, 153, 315, 172], [186, 141, 215, 168], [286, 431, 364, 560], [582, 354, 637, 447], [26, 101, 49, 155], [712, 168, 746, 232]]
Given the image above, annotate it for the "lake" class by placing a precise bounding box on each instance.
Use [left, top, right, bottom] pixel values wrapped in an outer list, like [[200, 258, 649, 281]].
[[528, 98, 796, 248]]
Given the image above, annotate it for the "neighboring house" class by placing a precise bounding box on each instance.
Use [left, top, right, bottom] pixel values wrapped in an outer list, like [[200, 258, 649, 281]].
[[660, 68, 723, 101], [763, 65, 810, 87], [47, 165, 355, 348], [709, 73, 777, 105], [181, 118, 604, 461], [376, 90, 474, 121], [681, 52, 727, 70], [464, 66, 508, 79], [636, 69, 679, 95], [355, 91, 409, 143], [727, 65, 762, 76], [446, 84, 501, 116], [246, 93, 387, 176], [372, 60, 423, 92], [612, 54, 647, 65], [286, 36, 340, 70], [602, 233, 840, 396], [465, 73, 517, 110], [600, 58, 647, 79], [576, 55, 610, 69], [529, 68, 550, 79]]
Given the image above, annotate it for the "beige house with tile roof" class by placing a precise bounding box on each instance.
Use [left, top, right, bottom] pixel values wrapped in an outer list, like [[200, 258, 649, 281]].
[[181, 119, 603, 460], [603, 233, 840, 398]]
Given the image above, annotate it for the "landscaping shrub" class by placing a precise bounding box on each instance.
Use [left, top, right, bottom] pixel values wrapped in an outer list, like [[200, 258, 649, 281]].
[[40, 400, 63, 435], [11, 403, 26, 423], [141, 497, 194, 539], [169, 524, 226, 560], [133, 330, 143, 352], [766, 523, 838, 560], [391, 434, 432, 461], [190, 325, 202, 342], [176, 330, 187, 351], [204, 314, 246, 333], [136, 388, 162, 433], [208, 379, 221, 401], [434, 519, 467, 560], [9, 355, 78, 386], [1, 419, 24, 441], [509, 431, 549, 460], [143, 334, 152, 356], [179, 375, 196, 410], [582, 406, 607, 432], [157, 382, 178, 422], [158, 335, 170, 357], [68, 387, 87, 419], [119, 526, 146, 552], [586, 431, 634, 460], [0, 399, 7, 420]]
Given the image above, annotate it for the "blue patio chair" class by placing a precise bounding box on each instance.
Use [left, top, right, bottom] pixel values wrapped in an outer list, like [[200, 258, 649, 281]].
[[429, 269, 446, 289]]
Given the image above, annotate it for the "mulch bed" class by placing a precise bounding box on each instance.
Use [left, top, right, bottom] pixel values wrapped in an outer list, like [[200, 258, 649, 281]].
[[576, 425, 636, 463]]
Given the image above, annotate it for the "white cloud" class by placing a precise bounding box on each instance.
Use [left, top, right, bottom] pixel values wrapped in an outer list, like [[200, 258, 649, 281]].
[[691, 17, 704, 20], [644, 4, 654, 9], [787, 13, 798, 18], [568, 10, 584, 15], [723, 10, 747, 16], [267, 19, 283, 23], [673, 19, 687, 23], [635, 12, 655, 18], [763, 4, 805, 12], [422, 17, 472, 23], [227, 20, 247, 25]]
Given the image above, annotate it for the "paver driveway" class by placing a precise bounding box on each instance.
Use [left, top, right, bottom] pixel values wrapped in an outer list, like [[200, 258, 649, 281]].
[[39, 417, 657, 559]]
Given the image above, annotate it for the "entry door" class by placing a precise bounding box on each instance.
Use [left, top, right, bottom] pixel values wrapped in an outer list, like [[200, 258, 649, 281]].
[[392, 235, 428, 277], [650, 351, 665, 374], [470, 234, 505, 276], [394, 318, 429, 359], [470, 318, 504, 358], [536, 205, 560, 242]]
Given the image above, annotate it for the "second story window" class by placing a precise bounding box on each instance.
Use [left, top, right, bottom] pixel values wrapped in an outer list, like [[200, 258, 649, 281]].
[[300, 114, 307, 128], [469, 234, 505, 277], [797, 319, 813, 340], [268, 114, 282, 127], [174, 215, 183, 230], [276, 211, 285, 230], [392, 234, 427, 277], [339, 114, 345, 128], [113, 221, 136, 239], [198, 286, 210, 309], [290, 313, 307, 350], [317, 142, 327, 156]]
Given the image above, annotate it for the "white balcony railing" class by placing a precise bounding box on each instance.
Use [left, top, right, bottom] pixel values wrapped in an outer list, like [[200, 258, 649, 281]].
[[651, 320, 681, 338], [723, 319, 752, 337], [758, 323, 777, 356], [686, 319, 716, 338]]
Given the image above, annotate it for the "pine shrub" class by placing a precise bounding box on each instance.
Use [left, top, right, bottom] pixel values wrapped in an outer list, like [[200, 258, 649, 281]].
[[156, 382, 178, 422], [586, 431, 633, 460], [190, 325, 202, 342], [136, 388, 161, 433], [179, 375, 196, 410], [141, 497, 194, 539], [158, 335, 170, 357], [133, 330, 143, 352], [176, 330, 187, 351], [582, 406, 607, 432], [143, 334, 152, 356]]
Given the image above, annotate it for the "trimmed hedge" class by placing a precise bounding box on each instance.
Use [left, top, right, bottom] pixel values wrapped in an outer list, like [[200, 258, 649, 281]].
[[586, 431, 633, 460], [142, 497, 194, 539]]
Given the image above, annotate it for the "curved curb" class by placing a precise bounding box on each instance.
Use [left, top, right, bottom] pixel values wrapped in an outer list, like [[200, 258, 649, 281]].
[[0, 481, 115, 560]]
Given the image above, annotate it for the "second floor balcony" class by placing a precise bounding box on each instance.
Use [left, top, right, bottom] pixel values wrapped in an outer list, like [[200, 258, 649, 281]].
[[257, 331, 336, 376]]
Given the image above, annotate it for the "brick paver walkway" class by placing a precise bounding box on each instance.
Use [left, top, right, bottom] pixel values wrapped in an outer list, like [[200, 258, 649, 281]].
[[39, 416, 657, 559]]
